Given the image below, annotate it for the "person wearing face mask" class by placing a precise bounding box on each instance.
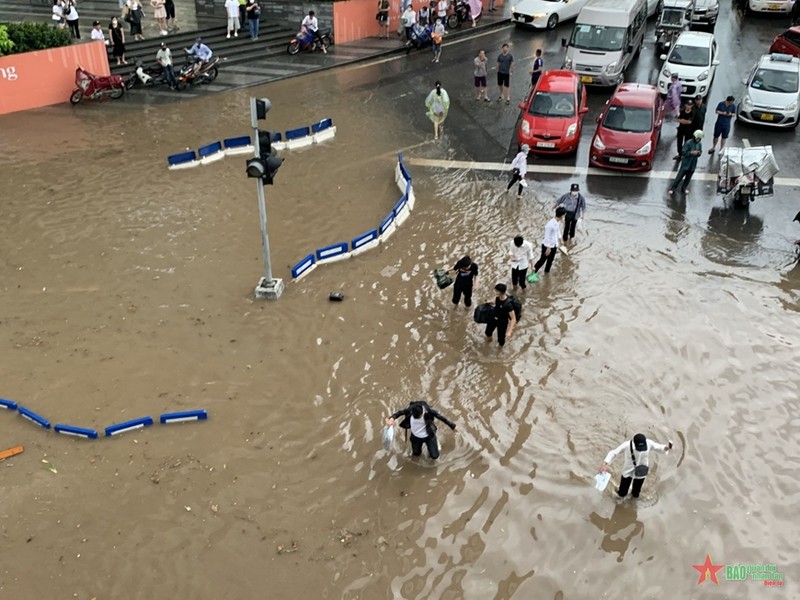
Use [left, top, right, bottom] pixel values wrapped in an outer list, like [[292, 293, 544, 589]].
[[109, 16, 126, 65], [556, 183, 586, 243]]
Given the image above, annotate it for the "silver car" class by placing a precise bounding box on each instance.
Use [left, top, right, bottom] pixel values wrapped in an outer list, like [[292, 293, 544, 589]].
[[738, 53, 800, 128]]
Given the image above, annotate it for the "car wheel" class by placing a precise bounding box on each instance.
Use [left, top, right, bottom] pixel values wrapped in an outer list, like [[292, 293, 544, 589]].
[[546, 13, 559, 29]]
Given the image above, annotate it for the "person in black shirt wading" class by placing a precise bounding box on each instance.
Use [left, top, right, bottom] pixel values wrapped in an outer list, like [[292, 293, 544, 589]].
[[485, 283, 516, 347], [450, 255, 478, 308], [386, 401, 457, 459]]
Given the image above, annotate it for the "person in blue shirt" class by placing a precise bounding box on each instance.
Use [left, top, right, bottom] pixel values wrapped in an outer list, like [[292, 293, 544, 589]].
[[669, 130, 703, 195], [708, 96, 736, 155], [529, 48, 543, 89], [184, 37, 212, 76]]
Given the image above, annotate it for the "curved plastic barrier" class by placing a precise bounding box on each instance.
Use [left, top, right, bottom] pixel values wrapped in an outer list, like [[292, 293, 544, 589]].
[[198, 141, 225, 165], [289, 154, 414, 281], [0, 398, 18, 410]]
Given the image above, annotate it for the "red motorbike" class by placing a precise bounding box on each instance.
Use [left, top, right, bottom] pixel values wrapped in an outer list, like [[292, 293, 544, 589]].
[[69, 66, 125, 104]]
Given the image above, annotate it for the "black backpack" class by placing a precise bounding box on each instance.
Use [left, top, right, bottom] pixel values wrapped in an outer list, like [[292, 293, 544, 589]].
[[473, 303, 493, 324], [506, 296, 522, 322]]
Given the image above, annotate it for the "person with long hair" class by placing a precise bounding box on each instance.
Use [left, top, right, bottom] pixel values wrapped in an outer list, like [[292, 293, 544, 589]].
[[425, 80, 450, 140], [150, 0, 168, 35], [109, 16, 127, 64]]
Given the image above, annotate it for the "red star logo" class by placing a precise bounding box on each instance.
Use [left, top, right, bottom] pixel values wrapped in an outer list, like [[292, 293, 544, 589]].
[[693, 554, 724, 585]]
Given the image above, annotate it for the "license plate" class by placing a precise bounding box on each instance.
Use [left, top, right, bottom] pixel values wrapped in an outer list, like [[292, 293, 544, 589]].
[[681, 85, 688, 93], [760, 113, 774, 121], [536, 142, 556, 148], [580, 76, 593, 83], [608, 156, 629, 164], [768, 3, 780, 8]]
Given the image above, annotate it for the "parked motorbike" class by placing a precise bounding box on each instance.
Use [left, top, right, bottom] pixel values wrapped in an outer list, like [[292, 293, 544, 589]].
[[446, 0, 478, 28], [124, 60, 167, 90], [287, 28, 332, 55], [176, 55, 220, 90], [406, 23, 433, 54], [69, 66, 125, 104]]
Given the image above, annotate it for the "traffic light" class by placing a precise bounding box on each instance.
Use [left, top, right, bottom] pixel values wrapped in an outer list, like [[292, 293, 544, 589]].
[[245, 129, 283, 185]]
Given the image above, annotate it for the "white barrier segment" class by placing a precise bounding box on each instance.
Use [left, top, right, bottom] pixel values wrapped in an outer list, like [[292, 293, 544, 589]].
[[395, 164, 406, 193], [285, 136, 314, 150], [395, 204, 411, 227], [292, 262, 317, 282], [224, 145, 255, 157], [312, 127, 337, 144], [318, 252, 352, 264], [407, 187, 416, 211], [350, 238, 379, 257], [168, 161, 199, 171], [199, 152, 226, 165], [272, 141, 286, 152]]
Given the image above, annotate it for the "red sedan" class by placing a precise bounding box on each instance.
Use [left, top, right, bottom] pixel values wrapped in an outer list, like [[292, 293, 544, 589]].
[[517, 70, 589, 155], [589, 83, 664, 172], [769, 27, 800, 58]]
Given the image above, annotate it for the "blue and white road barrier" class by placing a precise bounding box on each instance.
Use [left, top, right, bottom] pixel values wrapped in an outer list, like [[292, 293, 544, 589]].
[[54, 424, 99, 439], [0, 398, 18, 410], [104, 416, 154, 437], [159, 410, 208, 424], [17, 406, 51, 429]]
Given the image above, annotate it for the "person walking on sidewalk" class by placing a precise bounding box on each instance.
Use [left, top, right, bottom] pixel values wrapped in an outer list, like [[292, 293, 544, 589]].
[[600, 433, 672, 499], [377, 0, 390, 37], [425, 81, 450, 140], [474, 49, 490, 101], [431, 17, 445, 62], [533, 207, 566, 275], [669, 130, 703, 195], [673, 100, 695, 160], [496, 43, 514, 104], [246, 0, 260, 40], [485, 283, 517, 347], [708, 96, 736, 155], [386, 401, 457, 460], [529, 48, 543, 90], [449, 256, 478, 308], [506, 144, 529, 199], [556, 183, 586, 243], [225, 0, 240, 38], [509, 235, 534, 291]]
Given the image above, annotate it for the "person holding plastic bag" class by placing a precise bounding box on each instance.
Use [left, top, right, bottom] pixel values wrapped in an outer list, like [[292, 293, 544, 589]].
[[386, 401, 457, 460], [599, 433, 672, 498], [425, 80, 450, 140]]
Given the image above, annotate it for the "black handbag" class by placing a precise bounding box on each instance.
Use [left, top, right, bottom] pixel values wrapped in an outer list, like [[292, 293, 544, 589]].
[[473, 303, 493, 324], [630, 441, 649, 477]]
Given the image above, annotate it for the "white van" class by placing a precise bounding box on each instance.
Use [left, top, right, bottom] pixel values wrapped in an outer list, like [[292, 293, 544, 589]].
[[562, 0, 649, 86]]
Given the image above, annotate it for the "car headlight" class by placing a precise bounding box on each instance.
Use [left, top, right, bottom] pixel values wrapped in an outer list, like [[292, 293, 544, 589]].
[[521, 120, 531, 135], [743, 94, 753, 109], [563, 57, 573, 69], [661, 65, 671, 78], [566, 123, 577, 138], [532, 12, 546, 18], [707, 5, 718, 13], [635, 141, 651, 155], [786, 100, 798, 112], [605, 61, 618, 73], [511, 4, 516, 11], [593, 136, 605, 150], [697, 69, 709, 81]]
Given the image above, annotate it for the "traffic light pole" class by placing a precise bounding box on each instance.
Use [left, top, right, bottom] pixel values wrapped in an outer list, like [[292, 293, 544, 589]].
[[250, 97, 284, 300]]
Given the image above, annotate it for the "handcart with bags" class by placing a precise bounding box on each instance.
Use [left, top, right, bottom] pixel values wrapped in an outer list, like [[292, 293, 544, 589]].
[[716, 146, 779, 209]]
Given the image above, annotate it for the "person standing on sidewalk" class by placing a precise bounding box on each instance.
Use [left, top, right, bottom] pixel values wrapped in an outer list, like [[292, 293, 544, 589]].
[[431, 18, 445, 62], [556, 183, 586, 243], [225, 0, 240, 38], [90, 20, 107, 43], [126, 0, 145, 41], [669, 130, 703, 195], [506, 144, 529, 200], [509, 235, 534, 291], [600, 433, 672, 499], [533, 207, 566, 275], [238, 0, 247, 31], [109, 16, 126, 64], [157, 41, 178, 89], [246, 0, 260, 40], [377, 0, 390, 37], [436, 0, 449, 28], [474, 49, 490, 101], [151, 0, 168, 36], [496, 43, 514, 104], [708, 96, 736, 155], [485, 284, 517, 347], [673, 100, 695, 160], [529, 48, 543, 90], [64, 0, 80, 39], [165, 0, 177, 31], [449, 256, 478, 308], [691, 94, 707, 129]]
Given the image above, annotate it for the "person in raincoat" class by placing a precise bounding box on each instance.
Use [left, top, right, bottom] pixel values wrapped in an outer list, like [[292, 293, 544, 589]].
[[467, 0, 481, 26], [425, 81, 450, 140], [664, 73, 682, 118]]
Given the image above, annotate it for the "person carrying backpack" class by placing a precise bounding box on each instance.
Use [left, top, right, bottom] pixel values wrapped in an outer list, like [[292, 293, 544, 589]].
[[484, 283, 517, 347], [386, 401, 456, 460]]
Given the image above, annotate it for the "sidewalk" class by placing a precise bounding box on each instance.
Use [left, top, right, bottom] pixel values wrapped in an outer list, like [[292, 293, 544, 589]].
[[122, 10, 512, 103]]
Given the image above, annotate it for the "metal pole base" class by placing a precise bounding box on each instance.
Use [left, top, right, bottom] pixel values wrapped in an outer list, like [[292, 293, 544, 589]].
[[254, 277, 284, 300]]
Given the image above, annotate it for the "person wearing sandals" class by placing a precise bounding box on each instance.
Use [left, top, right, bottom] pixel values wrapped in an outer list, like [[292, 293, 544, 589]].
[[377, 0, 390, 38], [125, 0, 145, 41], [109, 16, 127, 64], [431, 18, 445, 63], [425, 80, 450, 140], [474, 50, 490, 101], [496, 43, 513, 105]]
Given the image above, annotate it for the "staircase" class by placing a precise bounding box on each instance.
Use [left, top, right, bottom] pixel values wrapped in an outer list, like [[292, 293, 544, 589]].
[[0, 0, 127, 27]]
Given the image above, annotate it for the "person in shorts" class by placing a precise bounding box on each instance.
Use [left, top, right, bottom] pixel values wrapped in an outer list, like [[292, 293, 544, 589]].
[[496, 43, 513, 104], [473, 49, 489, 101], [377, 0, 390, 38], [708, 96, 736, 155]]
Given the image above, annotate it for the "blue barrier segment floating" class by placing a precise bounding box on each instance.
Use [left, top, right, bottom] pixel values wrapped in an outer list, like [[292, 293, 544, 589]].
[[316, 242, 349, 262], [17, 406, 51, 429], [351, 229, 378, 251], [0, 398, 18, 410], [379, 211, 396, 236], [160, 409, 208, 424], [271, 132, 283, 142], [290, 253, 316, 280], [400, 161, 411, 183], [311, 118, 333, 133], [393, 195, 407, 215], [167, 150, 197, 167], [223, 136, 251, 149], [285, 126, 310, 140], [54, 424, 99, 439], [104, 416, 154, 437], [198, 141, 223, 158]]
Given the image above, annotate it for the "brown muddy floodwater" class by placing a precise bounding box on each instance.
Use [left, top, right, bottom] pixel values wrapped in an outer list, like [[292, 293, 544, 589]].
[[1, 62, 799, 600]]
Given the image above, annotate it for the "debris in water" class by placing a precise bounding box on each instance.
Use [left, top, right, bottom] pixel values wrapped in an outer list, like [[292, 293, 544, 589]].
[[276, 542, 298, 554], [42, 459, 57, 474]]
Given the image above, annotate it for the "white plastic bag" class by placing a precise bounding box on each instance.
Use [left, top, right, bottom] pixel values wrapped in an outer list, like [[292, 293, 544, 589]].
[[382, 425, 394, 451], [594, 472, 610, 492]]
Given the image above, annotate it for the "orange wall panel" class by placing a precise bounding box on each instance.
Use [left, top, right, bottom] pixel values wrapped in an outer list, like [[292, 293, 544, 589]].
[[0, 41, 111, 115]]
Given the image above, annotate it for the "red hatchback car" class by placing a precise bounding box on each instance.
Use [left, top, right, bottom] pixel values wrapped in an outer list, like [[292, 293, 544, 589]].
[[517, 70, 589, 155], [769, 27, 800, 58], [589, 83, 664, 172]]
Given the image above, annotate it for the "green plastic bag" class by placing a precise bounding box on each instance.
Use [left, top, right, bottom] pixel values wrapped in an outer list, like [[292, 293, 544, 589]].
[[526, 272, 539, 283]]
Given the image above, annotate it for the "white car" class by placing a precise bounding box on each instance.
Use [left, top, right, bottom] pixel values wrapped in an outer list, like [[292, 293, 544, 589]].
[[657, 31, 719, 98], [511, 0, 589, 30], [747, 0, 794, 14], [738, 53, 800, 128]]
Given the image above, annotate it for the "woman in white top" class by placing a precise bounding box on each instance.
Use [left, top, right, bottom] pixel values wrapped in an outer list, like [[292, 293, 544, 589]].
[[436, 0, 449, 25], [63, 0, 80, 39], [506, 144, 529, 199], [51, 0, 66, 28], [508, 235, 534, 290], [425, 80, 450, 140]]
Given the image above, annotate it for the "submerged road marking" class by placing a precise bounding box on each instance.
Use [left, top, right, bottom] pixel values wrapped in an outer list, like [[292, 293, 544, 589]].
[[405, 157, 800, 187]]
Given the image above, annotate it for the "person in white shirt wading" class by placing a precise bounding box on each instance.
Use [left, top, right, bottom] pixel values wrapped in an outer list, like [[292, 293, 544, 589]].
[[509, 235, 534, 291], [386, 401, 457, 460], [600, 433, 673, 498], [532, 207, 565, 275], [506, 144, 529, 199]]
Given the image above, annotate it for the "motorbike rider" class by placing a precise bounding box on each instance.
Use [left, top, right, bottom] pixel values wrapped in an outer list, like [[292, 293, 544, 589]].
[[157, 41, 178, 89], [300, 10, 327, 54], [184, 37, 212, 76]]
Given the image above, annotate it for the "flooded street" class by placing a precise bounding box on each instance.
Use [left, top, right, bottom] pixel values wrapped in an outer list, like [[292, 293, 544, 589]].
[[2, 28, 800, 599]]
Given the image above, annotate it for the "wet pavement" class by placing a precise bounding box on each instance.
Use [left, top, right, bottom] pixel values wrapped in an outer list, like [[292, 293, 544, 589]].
[[1, 2, 799, 599]]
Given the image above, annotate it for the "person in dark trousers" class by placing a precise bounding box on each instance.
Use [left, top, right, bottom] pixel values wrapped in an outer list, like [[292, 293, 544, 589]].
[[533, 207, 566, 274], [556, 183, 586, 243], [386, 401, 456, 460], [449, 256, 478, 308], [506, 144, 529, 199], [509, 235, 534, 290], [529, 48, 543, 90], [669, 130, 703, 195], [600, 433, 672, 498], [691, 94, 707, 129], [485, 283, 516, 347], [673, 100, 695, 160]]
